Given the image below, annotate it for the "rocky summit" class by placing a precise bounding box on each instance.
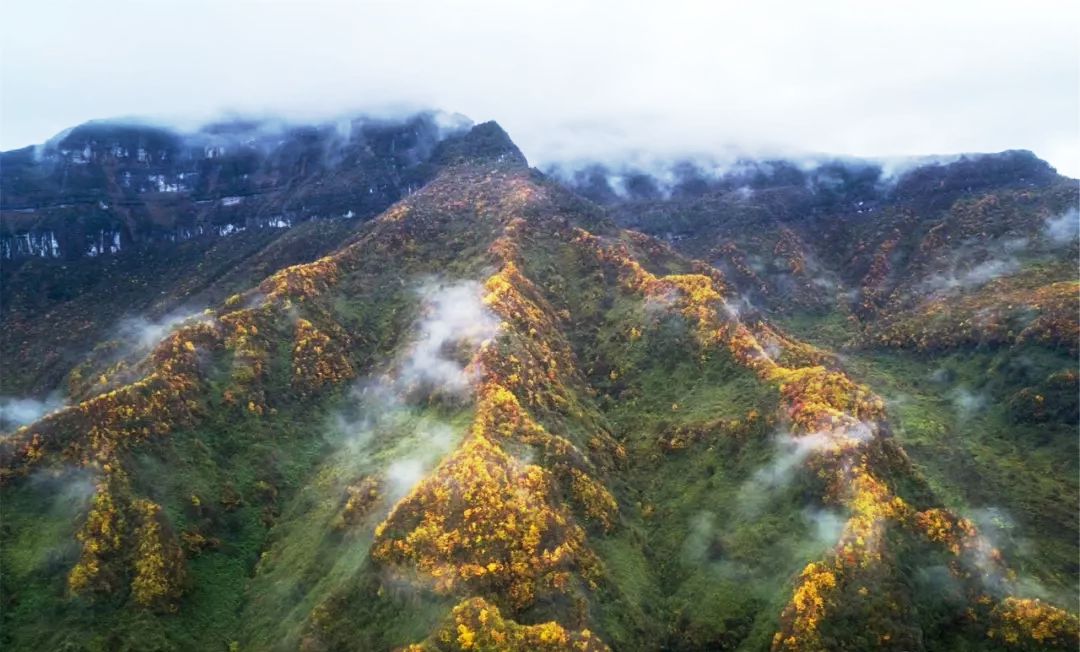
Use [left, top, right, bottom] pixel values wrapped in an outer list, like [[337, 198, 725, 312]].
[[1, 114, 1077, 651]]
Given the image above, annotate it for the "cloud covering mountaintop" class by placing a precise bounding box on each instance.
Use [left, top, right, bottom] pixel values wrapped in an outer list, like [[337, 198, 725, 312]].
[[2, 1, 1078, 175]]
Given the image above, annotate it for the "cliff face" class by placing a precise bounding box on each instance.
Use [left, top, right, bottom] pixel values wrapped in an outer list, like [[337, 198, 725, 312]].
[[1, 119, 1077, 652], [0, 112, 472, 260], [0, 113, 473, 396]]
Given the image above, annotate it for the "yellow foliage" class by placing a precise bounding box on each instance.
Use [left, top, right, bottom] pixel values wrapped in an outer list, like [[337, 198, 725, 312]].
[[69, 484, 186, 611], [407, 597, 609, 651], [130, 499, 186, 611], [989, 597, 1079, 649], [334, 476, 382, 530], [372, 424, 600, 610], [69, 481, 125, 596], [291, 318, 355, 395], [569, 468, 618, 532], [259, 256, 339, 301], [772, 562, 838, 651]]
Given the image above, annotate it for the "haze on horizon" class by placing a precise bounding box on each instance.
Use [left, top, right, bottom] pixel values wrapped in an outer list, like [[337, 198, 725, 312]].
[[2, 0, 1078, 176]]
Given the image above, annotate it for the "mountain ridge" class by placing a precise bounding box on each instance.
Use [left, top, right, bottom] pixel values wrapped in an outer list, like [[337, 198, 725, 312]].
[[1, 116, 1077, 651]]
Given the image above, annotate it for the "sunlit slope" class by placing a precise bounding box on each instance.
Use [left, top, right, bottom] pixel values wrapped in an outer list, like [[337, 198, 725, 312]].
[[1, 124, 1076, 651]]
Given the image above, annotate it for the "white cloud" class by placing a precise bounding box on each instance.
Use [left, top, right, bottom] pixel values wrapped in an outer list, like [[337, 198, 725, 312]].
[[951, 387, 987, 419], [804, 508, 846, 547], [118, 311, 206, 351], [334, 279, 498, 499], [1, 1, 1077, 176], [1045, 208, 1079, 244], [397, 279, 501, 396], [0, 394, 65, 430]]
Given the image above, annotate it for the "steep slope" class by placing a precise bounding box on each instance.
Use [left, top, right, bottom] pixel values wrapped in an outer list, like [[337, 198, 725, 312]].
[[554, 154, 1080, 609], [1, 218, 357, 398], [0, 113, 482, 399], [1, 123, 1076, 652], [1, 112, 469, 259], [552, 152, 1076, 326]]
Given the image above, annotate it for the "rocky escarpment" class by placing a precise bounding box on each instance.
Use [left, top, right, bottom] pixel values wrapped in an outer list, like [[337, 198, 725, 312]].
[[0, 111, 473, 260]]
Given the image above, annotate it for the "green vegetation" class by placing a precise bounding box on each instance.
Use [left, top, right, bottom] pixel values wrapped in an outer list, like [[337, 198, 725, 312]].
[[781, 311, 1078, 604], [1, 127, 1076, 651]]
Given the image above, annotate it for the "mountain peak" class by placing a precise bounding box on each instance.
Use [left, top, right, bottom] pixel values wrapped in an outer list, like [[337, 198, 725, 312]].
[[433, 120, 527, 168]]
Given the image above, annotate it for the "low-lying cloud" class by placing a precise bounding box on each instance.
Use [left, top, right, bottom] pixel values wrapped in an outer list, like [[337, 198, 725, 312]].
[[919, 236, 1034, 296], [0, 394, 65, 431], [397, 280, 501, 397], [951, 387, 987, 420], [334, 279, 501, 500], [1044, 207, 1079, 245], [804, 508, 846, 547], [3, 3, 1077, 177], [739, 422, 874, 517], [118, 311, 207, 352], [384, 421, 455, 499], [749, 431, 832, 491]]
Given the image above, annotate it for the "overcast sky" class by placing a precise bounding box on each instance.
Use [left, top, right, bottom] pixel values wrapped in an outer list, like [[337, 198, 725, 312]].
[[2, 1, 1078, 175]]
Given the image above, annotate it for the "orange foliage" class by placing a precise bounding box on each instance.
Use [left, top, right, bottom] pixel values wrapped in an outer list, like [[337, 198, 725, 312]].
[[870, 278, 1079, 354], [774, 227, 809, 276], [69, 482, 186, 611], [2, 321, 221, 479], [767, 366, 885, 432], [856, 231, 900, 316], [657, 411, 767, 452], [478, 265, 619, 531], [713, 241, 770, 297], [374, 247, 618, 615], [220, 308, 272, 414], [481, 262, 579, 412], [555, 219, 1056, 649], [912, 508, 977, 556], [568, 468, 618, 533]]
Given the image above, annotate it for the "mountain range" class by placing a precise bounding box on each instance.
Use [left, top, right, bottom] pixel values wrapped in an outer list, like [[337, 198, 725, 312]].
[[1, 113, 1077, 651]]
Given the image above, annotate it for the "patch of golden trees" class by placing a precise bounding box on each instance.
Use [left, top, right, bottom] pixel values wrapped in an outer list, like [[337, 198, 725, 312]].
[[291, 318, 356, 395], [69, 477, 186, 611], [404, 597, 609, 651]]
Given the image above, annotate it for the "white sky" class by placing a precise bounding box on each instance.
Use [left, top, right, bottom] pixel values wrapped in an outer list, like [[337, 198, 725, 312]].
[[2, 1, 1078, 175]]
